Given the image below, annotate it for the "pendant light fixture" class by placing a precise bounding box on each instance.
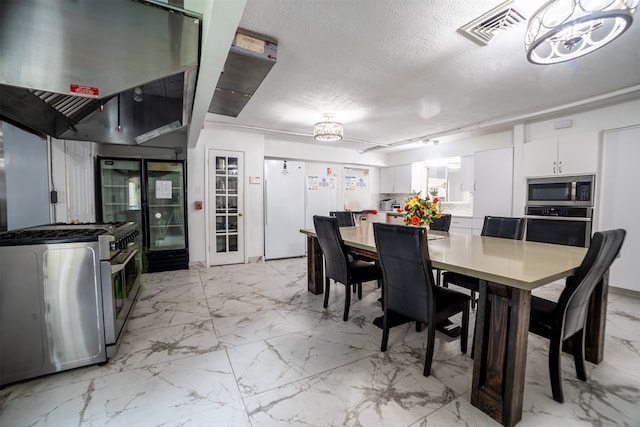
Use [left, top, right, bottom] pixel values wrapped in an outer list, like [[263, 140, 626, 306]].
[[313, 113, 343, 142], [525, 0, 638, 65]]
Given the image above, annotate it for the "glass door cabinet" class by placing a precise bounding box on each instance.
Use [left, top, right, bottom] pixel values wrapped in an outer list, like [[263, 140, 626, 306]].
[[97, 157, 189, 272], [146, 161, 186, 251], [98, 158, 143, 227]]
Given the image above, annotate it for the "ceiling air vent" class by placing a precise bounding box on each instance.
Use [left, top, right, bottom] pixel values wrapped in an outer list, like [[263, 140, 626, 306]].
[[459, 0, 526, 45]]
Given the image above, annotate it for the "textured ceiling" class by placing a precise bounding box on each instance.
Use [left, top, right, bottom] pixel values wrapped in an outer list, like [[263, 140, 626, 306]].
[[203, 0, 640, 152]]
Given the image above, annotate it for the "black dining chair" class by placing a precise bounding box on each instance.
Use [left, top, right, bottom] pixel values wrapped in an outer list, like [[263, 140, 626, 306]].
[[313, 215, 383, 321], [429, 214, 452, 286], [373, 223, 471, 377], [330, 211, 378, 265], [329, 211, 356, 227], [529, 229, 626, 403], [442, 216, 525, 308], [429, 214, 452, 232]]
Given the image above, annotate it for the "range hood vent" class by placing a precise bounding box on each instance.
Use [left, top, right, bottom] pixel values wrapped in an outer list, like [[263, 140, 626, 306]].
[[0, 0, 201, 145], [459, 0, 526, 45], [209, 29, 278, 117]]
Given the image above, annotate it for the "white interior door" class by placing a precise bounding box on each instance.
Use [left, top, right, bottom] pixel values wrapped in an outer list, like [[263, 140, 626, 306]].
[[600, 126, 640, 292], [208, 150, 244, 265]]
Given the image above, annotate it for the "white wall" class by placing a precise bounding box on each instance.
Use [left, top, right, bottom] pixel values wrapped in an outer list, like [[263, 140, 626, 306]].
[[188, 126, 388, 263], [188, 126, 265, 264], [524, 99, 640, 140], [520, 98, 640, 221], [187, 99, 640, 266], [388, 98, 640, 218], [387, 131, 514, 166], [264, 134, 387, 166]]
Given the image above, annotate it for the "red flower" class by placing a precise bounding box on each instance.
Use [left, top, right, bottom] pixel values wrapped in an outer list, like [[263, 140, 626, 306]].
[[410, 215, 421, 226], [432, 197, 439, 204]]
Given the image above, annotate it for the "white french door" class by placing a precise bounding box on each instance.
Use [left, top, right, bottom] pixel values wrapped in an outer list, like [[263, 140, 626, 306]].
[[208, 150, 245, 265]]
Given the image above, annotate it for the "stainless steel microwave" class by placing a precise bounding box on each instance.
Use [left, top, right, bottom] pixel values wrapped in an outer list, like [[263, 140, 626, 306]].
[[527, 175, 594, 207]]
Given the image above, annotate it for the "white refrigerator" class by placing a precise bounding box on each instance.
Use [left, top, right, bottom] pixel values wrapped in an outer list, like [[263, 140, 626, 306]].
[[264, 159, 306, 259]]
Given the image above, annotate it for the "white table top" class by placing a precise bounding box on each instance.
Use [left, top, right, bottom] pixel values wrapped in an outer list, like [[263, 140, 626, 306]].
[[301, 223, 588, 291]]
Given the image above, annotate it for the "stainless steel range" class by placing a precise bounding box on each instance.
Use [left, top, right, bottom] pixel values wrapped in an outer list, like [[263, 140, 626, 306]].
[[0, 222, 140, 386]]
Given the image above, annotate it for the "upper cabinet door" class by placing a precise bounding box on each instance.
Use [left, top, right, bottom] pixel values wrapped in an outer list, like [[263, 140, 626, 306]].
[[473, 147, 513, 218], [380, 167, 395, 193], [380, 164, 413, 193], [524, 136, 558, 177], [556, 131, 599, 176], [460, 155, 475, 192], [394, 164, 413, 193], [524, 131, 600, 178]]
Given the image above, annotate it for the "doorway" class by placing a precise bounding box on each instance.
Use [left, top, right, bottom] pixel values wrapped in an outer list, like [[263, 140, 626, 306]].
[[208, 150, 245, 265]]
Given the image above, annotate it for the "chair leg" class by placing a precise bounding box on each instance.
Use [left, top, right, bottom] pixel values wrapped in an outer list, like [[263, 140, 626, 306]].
[[470, 291, 476, 309], [460, 302, 469, 354], [470, 312, 479, 359], [323, 277, 330, 308], [416, 322, 423, 332], [357, 282, 362, 300], [381, 310, 390, 352], [423, 320, 436, 377], [343, 283, 351, 321], [549, 336, 565, 403], [572, 330, 587, 381]]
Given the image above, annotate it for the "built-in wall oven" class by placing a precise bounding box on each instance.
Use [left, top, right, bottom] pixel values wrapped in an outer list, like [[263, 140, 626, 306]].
[[525, 206, 593, 247], [0, 222, 140, 386], [525, 175, 595, 247]]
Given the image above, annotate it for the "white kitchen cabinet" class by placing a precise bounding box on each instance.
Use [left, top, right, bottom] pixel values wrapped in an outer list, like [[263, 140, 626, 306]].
[[599, 126, 640, 292], [386, 214, 405, 225], [380, 167, 395, 193], [460, 155, 475, 192], [380, 164, 421, 194], [449, 216, 473, 234], [365, 212, 387, 223], [524, 131, 599, 178], [473, 147, 513, 219], [395, 164, 413, 192], [472, 217, 484, 235]]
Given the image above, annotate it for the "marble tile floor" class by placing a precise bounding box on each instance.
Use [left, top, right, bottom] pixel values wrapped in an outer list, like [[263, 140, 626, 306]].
[[1, 257, 639, 426]]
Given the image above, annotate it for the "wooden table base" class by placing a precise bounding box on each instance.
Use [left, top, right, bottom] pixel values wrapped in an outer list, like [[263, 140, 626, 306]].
[[471, 280, 530, 427], [306, 236, 324, 295]]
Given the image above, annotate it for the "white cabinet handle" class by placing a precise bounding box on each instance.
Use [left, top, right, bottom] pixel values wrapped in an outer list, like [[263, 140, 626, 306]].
[[553, 161, 557, 174], [558, 161, 562, 174]]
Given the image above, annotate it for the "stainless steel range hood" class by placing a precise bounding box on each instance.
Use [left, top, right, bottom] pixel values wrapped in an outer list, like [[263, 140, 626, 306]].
[[0, 0, 200, 145]]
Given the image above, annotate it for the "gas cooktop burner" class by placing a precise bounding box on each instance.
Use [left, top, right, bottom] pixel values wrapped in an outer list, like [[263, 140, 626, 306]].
[[0, 222, 137, 246]]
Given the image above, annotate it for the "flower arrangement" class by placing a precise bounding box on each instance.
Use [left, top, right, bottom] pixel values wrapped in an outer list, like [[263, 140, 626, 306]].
[[398, 193, 441, 227]]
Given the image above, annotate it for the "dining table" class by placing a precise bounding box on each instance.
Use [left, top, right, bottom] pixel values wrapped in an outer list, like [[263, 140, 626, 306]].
[[300, 223, 609, 427]]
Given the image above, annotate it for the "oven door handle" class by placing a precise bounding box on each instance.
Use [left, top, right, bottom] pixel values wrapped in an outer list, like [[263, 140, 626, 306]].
[[111, 249, 139, 274], [525, 215, 591, 222]]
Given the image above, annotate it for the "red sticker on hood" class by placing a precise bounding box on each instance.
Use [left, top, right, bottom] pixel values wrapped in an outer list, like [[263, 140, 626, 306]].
[[70, 84, 99, 97]]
